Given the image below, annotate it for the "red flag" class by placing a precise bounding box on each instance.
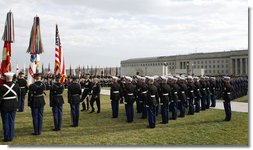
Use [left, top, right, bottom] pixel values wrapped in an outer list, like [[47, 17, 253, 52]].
[[1, 41, 11, 74]]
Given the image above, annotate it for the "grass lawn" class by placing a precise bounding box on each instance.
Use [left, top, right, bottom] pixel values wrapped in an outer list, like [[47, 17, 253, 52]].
[[0, 91, 248, 145], [234, 95, 248, 103]]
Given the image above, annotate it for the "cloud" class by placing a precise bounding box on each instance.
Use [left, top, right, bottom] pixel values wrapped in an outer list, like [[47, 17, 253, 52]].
[[0, 0, 248, 70]]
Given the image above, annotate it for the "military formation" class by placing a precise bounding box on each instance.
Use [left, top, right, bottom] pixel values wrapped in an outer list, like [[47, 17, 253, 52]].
[[0, 72, 248, 142]]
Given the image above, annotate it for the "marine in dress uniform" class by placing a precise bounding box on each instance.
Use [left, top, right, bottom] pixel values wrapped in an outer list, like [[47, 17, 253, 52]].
[[159, 76, 171, 124], [146, 76, 158, 128], [123, 76, 135, 123], [110, 76, 121, 118], [90, 78, 101, 113], [81, 75, 92, 111], [178, 77, 187, 117], [205, 76, 211, 109], [199, 77, 207, 111], [16, 72, 28, 112], [209, 77, 217, 107], [28, 73, 46, 135], [168, 77, 179, 120], [186, 76, 195, 115], [0, 72, 20, 142], [50, 75, 64, 131], [223, 76, 232, 121], [139, 77, 148, 119], [193, 77, 201, 113], [68, 76, 81, 127], [154, 76, 160, 116], [135, 77, 142, 114]]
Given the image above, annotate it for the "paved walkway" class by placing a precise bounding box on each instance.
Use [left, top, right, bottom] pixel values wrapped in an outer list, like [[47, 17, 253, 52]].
[[101, 89, 248, 113], [212, 100, 248, 113]]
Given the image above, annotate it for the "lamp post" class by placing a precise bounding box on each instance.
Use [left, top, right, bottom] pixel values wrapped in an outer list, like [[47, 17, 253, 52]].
[[192, 64, 194, 76], [163, 62, 168, 76]]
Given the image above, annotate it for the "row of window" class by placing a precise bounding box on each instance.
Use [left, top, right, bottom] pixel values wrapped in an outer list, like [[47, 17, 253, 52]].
[[122, 62, 176, 67], [194, 59, 229, 64], [122, 59, 229, 67], [205, 70, 229, 74], [193, 64, 228, 69]]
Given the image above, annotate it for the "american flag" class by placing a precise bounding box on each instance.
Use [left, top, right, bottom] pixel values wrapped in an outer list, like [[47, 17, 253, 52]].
[[54, 24, 66, 83]]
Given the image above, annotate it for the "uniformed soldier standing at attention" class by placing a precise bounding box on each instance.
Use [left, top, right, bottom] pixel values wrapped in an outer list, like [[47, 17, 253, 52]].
[[209, 77, 216, 107], [16, 72, 28, 112], [158, 76, 171, 124], [223, 76, 232, 121], [123, 76, 135, 123], [193, 77, 201, 113], [0, 72, 20, 142], [28, 73, 46, 135], [146, 76, 158, 128], [139, 77, 148, 119], [168, 77, 179, 120], [110, 76, 121, 118], [68, 76, 81, 127], [178, 77, 187, 117], [186, 76, 195, 115], [90, 78, 101, 113], [205, 76, 211, 109], [199, 77, 207, 111], [50, 75, 64, 131]]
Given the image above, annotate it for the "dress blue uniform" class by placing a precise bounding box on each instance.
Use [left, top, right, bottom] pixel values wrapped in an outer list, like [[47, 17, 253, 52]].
[[147, 79, 158, 128], [205, 79, 211, 109], [200, 79, 207, 111], [0, 74, 20, 142], [178, 80, 187, 117], [16, 73, 28, 112], [50, 79, 64, 131], [210, 78, 217, 107], [187, 79, 195, 115], [81, 79, 92, 111], [123, 77, 135, 123], [28, 76, 46, 135], [169, 79, 179, 120], [194, 79, 201, 113], [110, 78, 121, 118], [90, 80, 101, 113], [158, 80, 171, 124], [140, 81, 148, 119], [223, 77, 232, 121], [68, 78, 81, 127]]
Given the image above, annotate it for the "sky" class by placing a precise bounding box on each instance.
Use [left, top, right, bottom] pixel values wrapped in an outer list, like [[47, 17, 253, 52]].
[[0, 0, 248, 70]]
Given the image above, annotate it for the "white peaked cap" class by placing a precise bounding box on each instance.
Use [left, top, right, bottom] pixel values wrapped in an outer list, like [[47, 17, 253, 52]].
[[223, 76, 231, 80], [210, 77, 216, 80], [187, 76, 193, 80], [160, 76, 167, 80], [172, 77, 178, 81], [112, 76, 118, 80], [153, 75, 159, 79], [4, 72, 15, 78], [147, 76, 154, 81], [193, 77, 199, 80], [125, 76, 132, 81]]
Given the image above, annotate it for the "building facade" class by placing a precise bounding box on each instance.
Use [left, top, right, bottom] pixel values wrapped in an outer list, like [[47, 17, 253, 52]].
[[120, 50, 248, 76]]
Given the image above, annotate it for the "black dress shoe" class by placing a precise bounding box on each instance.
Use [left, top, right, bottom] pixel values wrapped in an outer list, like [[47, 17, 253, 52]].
[[31, 133, 38, 135], [89, 110, 95, 113], [81, 109, 86, 112], [52, 128, 59, 131]]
